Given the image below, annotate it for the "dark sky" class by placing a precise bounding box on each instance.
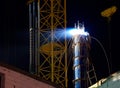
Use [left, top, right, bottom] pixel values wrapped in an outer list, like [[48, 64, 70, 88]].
[[0, 0, 29, 70], [0, 0, 120, 86]]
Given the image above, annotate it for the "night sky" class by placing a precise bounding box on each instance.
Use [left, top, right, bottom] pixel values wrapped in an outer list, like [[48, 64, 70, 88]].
[[0, 0, 120, 87]]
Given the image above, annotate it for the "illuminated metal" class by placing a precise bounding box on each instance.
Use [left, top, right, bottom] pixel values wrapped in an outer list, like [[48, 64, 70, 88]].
[[72, 22, 90, 88], [69, 25, 89, 36], [28, 0, 67, 87]]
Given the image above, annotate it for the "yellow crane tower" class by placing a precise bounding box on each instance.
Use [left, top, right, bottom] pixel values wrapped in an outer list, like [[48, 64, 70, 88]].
[[28, 0, 67, 87]]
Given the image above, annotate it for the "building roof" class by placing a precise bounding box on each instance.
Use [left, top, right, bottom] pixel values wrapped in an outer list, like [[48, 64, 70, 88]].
[[89, 71, 120, 88], [0, 62, 60, 88]]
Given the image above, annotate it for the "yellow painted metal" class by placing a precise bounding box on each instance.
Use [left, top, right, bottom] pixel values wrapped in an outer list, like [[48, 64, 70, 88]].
[[28, 0, 67, 87], [39, 0, 67, 87], [101, 6, 117, 18], [39, 42, 64, 56]]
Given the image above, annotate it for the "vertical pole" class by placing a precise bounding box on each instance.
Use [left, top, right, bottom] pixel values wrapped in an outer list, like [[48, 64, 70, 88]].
[[37, 0, 40, 75], [72, 24, 89, 88], [107, 17, 112, 74], [51, 29, 54, 82], [35, 17, 38, 74], [64, 0, 68, 87], [51, 0, 54, 82], [29, 3, 32, 73], [73, 34, 81, 88]]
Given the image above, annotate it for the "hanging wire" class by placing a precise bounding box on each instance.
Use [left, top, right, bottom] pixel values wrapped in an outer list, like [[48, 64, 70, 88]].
[[91, 36, 111, 75]]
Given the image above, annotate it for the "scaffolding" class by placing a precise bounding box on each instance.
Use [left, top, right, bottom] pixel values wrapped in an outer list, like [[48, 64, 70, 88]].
[[28, 0, 67, 87]]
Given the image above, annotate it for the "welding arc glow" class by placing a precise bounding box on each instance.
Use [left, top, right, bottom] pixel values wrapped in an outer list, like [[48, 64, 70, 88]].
[[68, 28, 89, 36]]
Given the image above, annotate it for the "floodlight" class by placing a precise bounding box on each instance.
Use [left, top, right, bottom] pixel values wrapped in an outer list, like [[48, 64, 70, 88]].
[[101, 6, 117, 18]]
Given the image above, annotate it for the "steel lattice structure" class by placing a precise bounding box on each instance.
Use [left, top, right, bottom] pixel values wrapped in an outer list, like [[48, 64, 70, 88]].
[[28, 0, 67, 87]]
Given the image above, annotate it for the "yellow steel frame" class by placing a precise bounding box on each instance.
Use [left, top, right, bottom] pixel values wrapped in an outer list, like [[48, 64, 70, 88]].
[[37, 0, 67, 87]]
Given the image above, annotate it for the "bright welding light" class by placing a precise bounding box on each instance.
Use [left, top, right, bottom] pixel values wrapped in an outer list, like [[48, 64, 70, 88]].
[[68, 23, 89, 36], [69, 28, 89, 36]]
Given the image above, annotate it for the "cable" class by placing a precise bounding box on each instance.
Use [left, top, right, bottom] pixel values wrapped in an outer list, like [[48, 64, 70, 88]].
[[67, 38, 73, 70], [91, 36, 111, 75]]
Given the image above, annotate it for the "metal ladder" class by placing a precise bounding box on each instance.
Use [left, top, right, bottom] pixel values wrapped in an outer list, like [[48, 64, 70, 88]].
[[87, 59, 97, 86]]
